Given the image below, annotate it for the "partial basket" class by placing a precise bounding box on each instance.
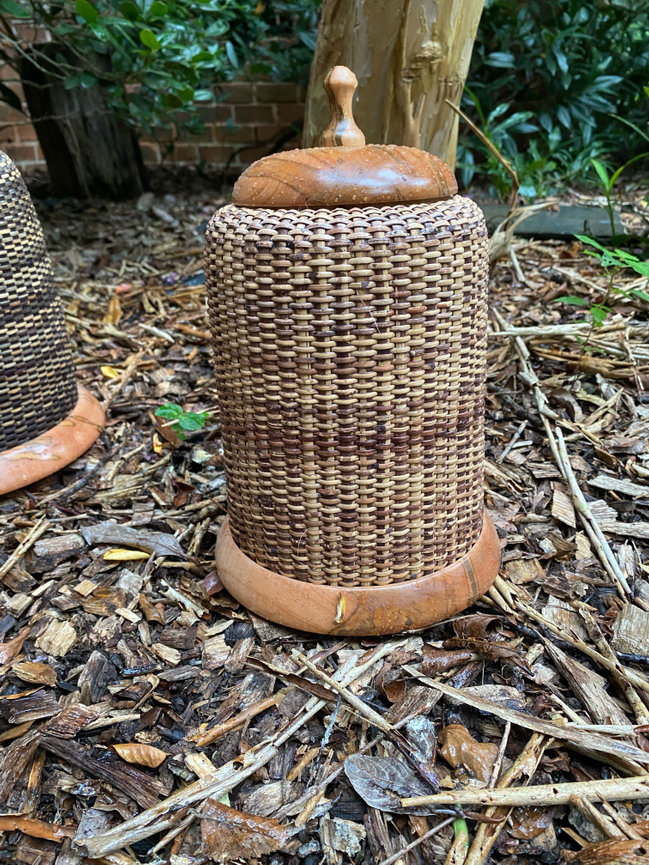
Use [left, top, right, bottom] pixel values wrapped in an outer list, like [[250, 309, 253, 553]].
[[0, 150, 104, 495]]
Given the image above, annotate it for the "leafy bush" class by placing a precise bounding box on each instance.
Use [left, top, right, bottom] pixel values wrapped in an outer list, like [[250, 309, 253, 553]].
[[0, 0, 319, 135], [460, 0, 649, 198]]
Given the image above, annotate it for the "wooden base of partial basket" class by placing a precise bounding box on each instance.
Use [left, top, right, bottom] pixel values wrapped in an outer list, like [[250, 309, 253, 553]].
[[215, 513, 500, 636], [0, 385, 105, 495]]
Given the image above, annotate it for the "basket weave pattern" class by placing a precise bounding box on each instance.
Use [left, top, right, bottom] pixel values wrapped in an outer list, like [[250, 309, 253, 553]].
[[206, 196, 488, 587], [0, 151, 77, 452]]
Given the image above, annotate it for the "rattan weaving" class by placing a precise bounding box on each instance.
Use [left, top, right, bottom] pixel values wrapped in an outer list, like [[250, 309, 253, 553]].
[[206, 196, 488, 588], [0, 150, 77, 453]]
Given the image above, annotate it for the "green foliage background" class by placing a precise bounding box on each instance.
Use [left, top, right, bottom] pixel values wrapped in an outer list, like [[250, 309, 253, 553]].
[[460, 0, 649, 198], [0, 0, 647, 194]]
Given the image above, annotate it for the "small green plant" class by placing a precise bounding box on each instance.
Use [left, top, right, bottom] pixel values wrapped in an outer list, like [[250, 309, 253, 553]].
[[155, 403, 209, 441], [555, 235, 649, 329]]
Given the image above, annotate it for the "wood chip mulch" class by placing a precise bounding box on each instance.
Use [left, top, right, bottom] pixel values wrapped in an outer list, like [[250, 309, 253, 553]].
[[1, 185, 649, 865]]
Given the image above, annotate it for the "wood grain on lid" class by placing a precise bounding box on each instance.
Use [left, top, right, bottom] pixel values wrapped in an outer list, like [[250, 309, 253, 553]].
[[232, 144, 458, 207]]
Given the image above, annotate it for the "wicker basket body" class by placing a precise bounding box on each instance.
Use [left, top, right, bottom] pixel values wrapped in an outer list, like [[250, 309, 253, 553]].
[[0, 150, 78, 452], [0, 150, 104, 494], [206, 196, 489, 589]]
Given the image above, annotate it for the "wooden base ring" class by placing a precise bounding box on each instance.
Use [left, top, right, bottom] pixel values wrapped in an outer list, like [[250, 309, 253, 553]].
[[216, 512, 500, 635], [0, 385, 105, 495]]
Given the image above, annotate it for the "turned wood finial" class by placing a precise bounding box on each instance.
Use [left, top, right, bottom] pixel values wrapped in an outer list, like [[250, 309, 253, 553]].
[[319, 65, 366, 148]]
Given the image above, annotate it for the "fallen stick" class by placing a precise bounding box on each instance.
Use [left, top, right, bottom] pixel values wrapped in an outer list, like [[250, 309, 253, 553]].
[[570, 795, 624, 840], [555, 427, 632, 600], [402, 666, 649, 765], [401, 774, 649, 809], [189, 696, 278, 746], [0, 516, 50, 580], [377, 816, 457, 865], [76, 639, 408, 858], [464, 733, 549, 865]]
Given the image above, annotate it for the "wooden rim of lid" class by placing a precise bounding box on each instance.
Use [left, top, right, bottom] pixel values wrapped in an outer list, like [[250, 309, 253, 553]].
[[232, 66, 457, 208]]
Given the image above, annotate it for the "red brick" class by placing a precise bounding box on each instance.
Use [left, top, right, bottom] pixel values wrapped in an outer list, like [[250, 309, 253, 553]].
[[218, 125, 256, 145], [256, 82, 298, 103], [217, 82, 255, 104], [275, 103, 304, 124], [4, 142, 38, 163], [234, 104, 274, 125], [0, 125, 16, 143], [172, 143, 198, 162], [239, 146, 271, 165], [197, 145, 236, 164], [139, 142, 161, 165], [16, 122, 38, 143], [197, 103, 232, 123], [254, 124, 284, 143]]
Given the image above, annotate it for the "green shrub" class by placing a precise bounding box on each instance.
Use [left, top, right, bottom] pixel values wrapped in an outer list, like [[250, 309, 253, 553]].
[[460, 0, 649, 198], [0, 0, 319, 135]]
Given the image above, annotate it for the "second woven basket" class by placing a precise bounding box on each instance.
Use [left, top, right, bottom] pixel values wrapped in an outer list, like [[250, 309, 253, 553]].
[[206, 67, 500, 635], [0, 150, 104, 494]]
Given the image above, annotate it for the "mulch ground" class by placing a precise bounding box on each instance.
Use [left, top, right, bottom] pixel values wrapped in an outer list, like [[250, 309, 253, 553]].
[[1, 177, 649, 865]]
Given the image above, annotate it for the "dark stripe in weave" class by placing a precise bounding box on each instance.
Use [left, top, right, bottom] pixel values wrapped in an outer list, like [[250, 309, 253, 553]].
[[0, 150, 77, 452]]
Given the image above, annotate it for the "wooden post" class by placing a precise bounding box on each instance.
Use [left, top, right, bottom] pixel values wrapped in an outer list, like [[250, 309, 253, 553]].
[[302, 0, 485, 169]]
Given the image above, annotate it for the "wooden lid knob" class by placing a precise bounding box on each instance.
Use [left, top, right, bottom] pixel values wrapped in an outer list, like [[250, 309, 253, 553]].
[[319, 66, 366, 148]]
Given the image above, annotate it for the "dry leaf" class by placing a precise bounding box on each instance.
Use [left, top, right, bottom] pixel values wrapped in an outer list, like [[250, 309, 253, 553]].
[[344, 755, 436, 815], [439, 724, 499, 784], [11, 661, 57, 686], [103, 549, 151, 562], [200, 799, 292, 861], [104, 293, 122, 325], [0, 627, 30, 665], [82, 521, 186, 558], [110, 743, 168, 768], [101, 365, 121, 378]]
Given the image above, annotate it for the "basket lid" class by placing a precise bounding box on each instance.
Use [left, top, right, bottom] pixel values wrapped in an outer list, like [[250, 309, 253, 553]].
[[232, 66, 457, 208]]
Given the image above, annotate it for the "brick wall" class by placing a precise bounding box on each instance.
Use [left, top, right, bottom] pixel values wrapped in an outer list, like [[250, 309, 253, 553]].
[[0, 74, 306, 178]]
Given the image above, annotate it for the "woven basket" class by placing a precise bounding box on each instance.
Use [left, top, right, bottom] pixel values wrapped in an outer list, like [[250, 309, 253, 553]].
[[0, 150, 104, 494], [206, 67, 499, 634]]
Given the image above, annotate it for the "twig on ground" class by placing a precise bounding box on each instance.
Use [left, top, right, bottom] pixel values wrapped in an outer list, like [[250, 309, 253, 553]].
[[0, 517, 50, 580], [401, 774, 649, 809], [555, 426, 632, 600], [377, 816, 457, 865], [465, 733, 549, 865]]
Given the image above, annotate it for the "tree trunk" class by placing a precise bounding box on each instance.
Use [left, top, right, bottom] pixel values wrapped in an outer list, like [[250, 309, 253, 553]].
[[303, 0, 484, 169], [20, 45, 146, 199]]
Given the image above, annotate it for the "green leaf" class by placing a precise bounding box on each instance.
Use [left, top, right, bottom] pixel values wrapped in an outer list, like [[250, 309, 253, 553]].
[[155, 403, 184, 420], [590, 305, 609, 326], [119, 0, 139, 19], [555, 295, 588, 306], [630, 288, 649, 303], [75, 0, 98, 23], [575, 234, 607, 253], [177, 412, 208, 431], [140, 28, 161, 50], [591, 158, 610, 190], [0, 0, 30, 17], [0, 82, 23, 112], [150, 0, 168, 16], [80, 71, 98, 88], [225, 40, 238, 67]]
